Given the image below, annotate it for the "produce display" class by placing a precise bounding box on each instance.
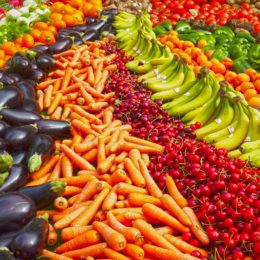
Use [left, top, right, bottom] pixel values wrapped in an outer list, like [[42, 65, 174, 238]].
[[0, 0, 259, 259]]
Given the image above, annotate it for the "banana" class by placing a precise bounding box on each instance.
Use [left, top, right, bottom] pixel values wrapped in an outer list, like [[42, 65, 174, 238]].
[[214, 102, 249, 151], [182, 107, 204, 123], [239, 149, 260, 162], [252, 158, 260, 167], [240, 140, 260, 154], [228, 149, 242, 158]]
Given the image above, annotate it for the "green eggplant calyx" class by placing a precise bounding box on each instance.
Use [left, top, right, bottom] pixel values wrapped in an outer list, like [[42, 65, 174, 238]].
[[28, 153, 42, 173], [50, 180, 66, 194], [38, 213, 49, 222], [0, 171, 9, 186], [25, 50, 37, 60], [0, 151, 13, 172]]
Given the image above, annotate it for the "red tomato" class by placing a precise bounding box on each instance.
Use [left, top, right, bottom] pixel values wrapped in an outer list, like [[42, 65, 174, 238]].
[[254, 23, 260, 34], [170, 13, 180, 20], [218, 18, 227, 26], [184, 0, 195, 10], [238, 10, 249, 19], [153, 1, 163, 8], [175, 4, 185, 15]]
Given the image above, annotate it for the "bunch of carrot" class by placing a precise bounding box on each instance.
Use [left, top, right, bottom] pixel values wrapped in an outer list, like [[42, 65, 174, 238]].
[[32, 41, 209, 259]]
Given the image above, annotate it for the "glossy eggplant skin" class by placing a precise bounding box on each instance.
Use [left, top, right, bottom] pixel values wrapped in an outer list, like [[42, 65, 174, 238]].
[[0, 231, 18, 248], [26, 134, 54, 173], [74, 39, 84, 46], [82, 30, 100, 42], [85, 16, 98, 24], [10, 53, 32, 76], [101, 8, 119, 22], [48, 38, 73, 54], [70, 24, 89, 32], [30, 69, 47, 83], [85, 20, 107, 32], [11, 216, 49, 259], [0, 138, 7, 150], [36, 54, 56, 73], [36, 120, 70, 138], [0, 108, 42, 126], [10, 150, 27, 165], [17, 81, 36, 100], [20, 98, 40, 113], [19, 181, 66, 210], [5, 124, 38, 150], [0, 73, 16, 86], [0, 164, 30, 192], [0, 248, 15, 260], [30, 45, 49, 57], [8, 73, 23, 84], [0, 192, 36, 233], [0, 86, 24, 108], [0, 120, 10, 137]]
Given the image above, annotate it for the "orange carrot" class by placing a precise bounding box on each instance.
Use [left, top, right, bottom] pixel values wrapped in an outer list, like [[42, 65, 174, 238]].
[[25, 174, 50, 186], [79, 85, 95, 105], [107, 212, 143, 245], [166, 175, 188, 208], [61, 156, 73, 178], [92, 221, 126, 251], [61, 106, 71, 120], [113, 142, 161, 154], [72, 188, 110, 226], [103, 248, 130, 260], [87, 66, 95, 85], [124, 158, 145, 187], [124, 243, 145, 259], [41, 249, 73, 260], [55, 230, 101, 253], [60, 83, 80, 94], [62, 243, 107, 259], [60, 144, 96, 171], [43, 85, 53, 109], [51, 106, 62, 120], [74, 138, 98, 153], [138, 159, 162, 198], [115, 182, 147, 195], [61, 67, 73, 90], [105, 129, 120, 154], [37, 210, 57, 218], [31, 154, 60, 180], [97, 154, 116, 174], [142, 203, 189, 233], [94, 210, 106, 221], [82, 148, 98, 163], [61, 226, 93, 242], [95, 70, 109, 93], [103, 109, 113, 125], [37, 90, 44, 111], [155, 226, 176, 236], [105, 64, 117, 71], [53, 78, 62, 93], [164, 234, 208, 257], [87, 102, 108, 112], [53, 49, 75, 58], [123, 212, 147, 221], [62, 186, 82, 197], [48, 92, 63, 114], [71, 134, 83, 150], [141, 153, 150, 166], [110, 208, 142, 215], [102, 189, 117, 212], [38, 78, 58, 90], [56, 175, 95, 187], [49, 156, 62, 180], [97, 136, 106, 167], [128, 193, 161, 207], [77, 170, 97, 176], [76, 97, 85, 105], [72, 119, 99, 137], [183, 207, 210, 245], [48, 224, 58, 246], [129, 149, 141, 170], [108, 169, 127, 186], [54, 197, 69, 211]]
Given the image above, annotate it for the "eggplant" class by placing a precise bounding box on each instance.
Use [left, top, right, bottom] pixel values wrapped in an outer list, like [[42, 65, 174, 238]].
[[19, 181, 66, 209], [10, 150, 27, 165], [101, 8, 119, 22], [0, 192, 36, 233], [85, 16, 98, 24], [70, 24, 90, 32], [0, 70, 4, 80], [0, 248, 15, 260], [0, 150, 13, 172], [85, 20, 107, 32], [19, 98, 40, 113], [48, 38, 73, 54], [26, 134, 54, 173], [8, 73, 23, 84], [10, 53, 32, 76], [5, 124, 38, 150], [36, 119, 70, 138], [0, 85, 24, 108], [17, 81, 36, 100], [0, 232, 18, 248], [26, 45, 49, 58], [82, 30, 100, 42], [56, 31, 82, 40], [0, 138, 7, 150], [36, 54, 56, 73], [0, 164, 30, 192], [0, 73, 15, 86], [0, 108, 42, 126], [100, 21, 116, 35], [74, 39, 84, 46], [11, 215, 49, 259], [29, 69, 47, 83], [0, 120, 10, 137]]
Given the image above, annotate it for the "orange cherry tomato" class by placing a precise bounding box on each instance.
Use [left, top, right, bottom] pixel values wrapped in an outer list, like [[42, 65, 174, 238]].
[[14, 36, 23, 46], [39, 31, 56, 45], [22, 34, 35, 48], [1, 42, 15, 51], [48, 25, 57, 35], [34, 21, 49, 30], [30, 29, 42, 41], [0, 50, 5, 59], [50, 12, 63, 22], [5, 45, 18, 56], [52, 20, 67, 30]]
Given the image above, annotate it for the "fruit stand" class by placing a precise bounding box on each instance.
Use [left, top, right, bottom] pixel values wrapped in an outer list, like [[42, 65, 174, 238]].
[[0, 0, 259, 259]]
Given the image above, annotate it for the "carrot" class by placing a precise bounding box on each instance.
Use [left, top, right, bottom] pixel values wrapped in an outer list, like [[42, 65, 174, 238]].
[[182, 207, 210, 245], [94, 210, 106, 221], [61, 67, 73, 90], [114, 142, 162, 154], [97, 154, 116, 174], [48, 224, 58, 246], [71, 134, 83, 150], [37, 90, 44, 111], [138, 159, 162, 198], [70, 126, 79, 137], [99, 92, 115, 102], [53, 78, 62, 93], [77, 170, 97, 176], [61, 156, 73, 178], [129, 149, 141, 170], [74, 138, 98, 153], [31, 154, 60, 180], [164, 234, 208, 257], [142, 203, 189, 233], [87, 102, 108, 112], [60, 144, 96, 171], [141, 153, 150, 166], [61, 226, 93, 242], [49, 156, 62, 180], [95, 70, 109, 93], [54, 197, 69, 211], [115, 182, 147, 195], [41, 249, 73, 260], [63, 243, 107, 259], [128, 193, 161, 207], [60, 83, 80, 94], [105, 64, 117, 71], [92, 221, 126, 251], [62, 186, 82, 197], [102, 189, 117, 212], [55, 60, 68, 70], [103, 108, 113, 125], [110, 208, 142, 215], [48, 92, 63, 115], [51, 106, 63, 120], [43, 84, 53, 109], [132, 219, 180, 251], [79, 85, 95, 105], [166, 175, 188, 208], [82, 148, 98, 163], [103, 248, 130, 260], [25, 174, 50, 186], [107, 212, 143, 245], [125, 136, 164, 151], [155, 226, 176, 236], [87, 66, 95, 85], [66, 92, 79, 101], [124, 158, 145, 187], [105, 129, 120, 154], [72, 119, 99, 136], [56, 175, 95, 187], [53, 49, 75, 58], [123, 211, 147, 221], [72, 188, 110, 226], [124, 243, 144, 259], [55, 230, 101, 253], [54, 206, 87, 230], [38, 78, 58, 90], [97, 136, 106, 167], [37, 210, 57, 218], [61, 106, 71, 121], [110, 125, 132, 133]]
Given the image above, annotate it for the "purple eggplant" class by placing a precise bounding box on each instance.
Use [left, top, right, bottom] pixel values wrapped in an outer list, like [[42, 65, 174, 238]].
[[29, 69, 47, 83], [26, 134, 54, 173], [19, 98, 40, 113], [74, 39, 84, 46], [36, 54, 56, 73], [85, 16, 98, 24], [0, 192, 36, 233], [0, 138, 7, 150], [0, 120, 10, 137], [17, 81, 36, 100], [0, 85, 24, 108], [19, 181, 66, 209], [11, 215, 49, 259], [82, 30, 99, 42], [5, 124, 38, 150], [0, 232, 18, 248], [36, 120, 70, 138], [10, 53, 32, 76], [0, 108, 42, 126], [48, 38, 73, 54], [0, 164, 30, 192], [10, 150, 27, 165], [0, 73, 15, 86], [70, 24, 89, 32], [0, 248, 15, 260], [84, 19, 107, 32], [101, 8, 118, 22], [26, 45, 49, 59], [8, 73, 23, 84]]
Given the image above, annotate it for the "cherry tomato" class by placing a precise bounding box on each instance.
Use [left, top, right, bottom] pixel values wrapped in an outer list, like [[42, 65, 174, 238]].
[[175, 4, 185, 15], [170, 13, 180, 20], [254, 23, 260, 34], [184, 0, 195, 10]]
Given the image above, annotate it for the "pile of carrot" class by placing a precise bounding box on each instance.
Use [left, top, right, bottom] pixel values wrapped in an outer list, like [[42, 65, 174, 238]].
[[32, 41, 209, 259]]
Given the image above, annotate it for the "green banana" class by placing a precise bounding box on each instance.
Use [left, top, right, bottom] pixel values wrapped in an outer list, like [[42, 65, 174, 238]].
[[228, 149, 242, 158], [239, 149, 260, 162], [240, 140, 260, 154], [182, 107, 204, 123]]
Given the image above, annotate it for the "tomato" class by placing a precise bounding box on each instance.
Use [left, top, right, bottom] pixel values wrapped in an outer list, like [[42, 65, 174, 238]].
[[218, 18, 227, 26], [184, 0, 195, 10], [163, 8, 172, 14], [175, 4, 185, 15], [238, 10, 249, 19], [22, 34, 34, 48], [170, 13, 180, 21], [255, 23, 260, 34], [152, 1, 162, 8], [167, 2, 176, 9]]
